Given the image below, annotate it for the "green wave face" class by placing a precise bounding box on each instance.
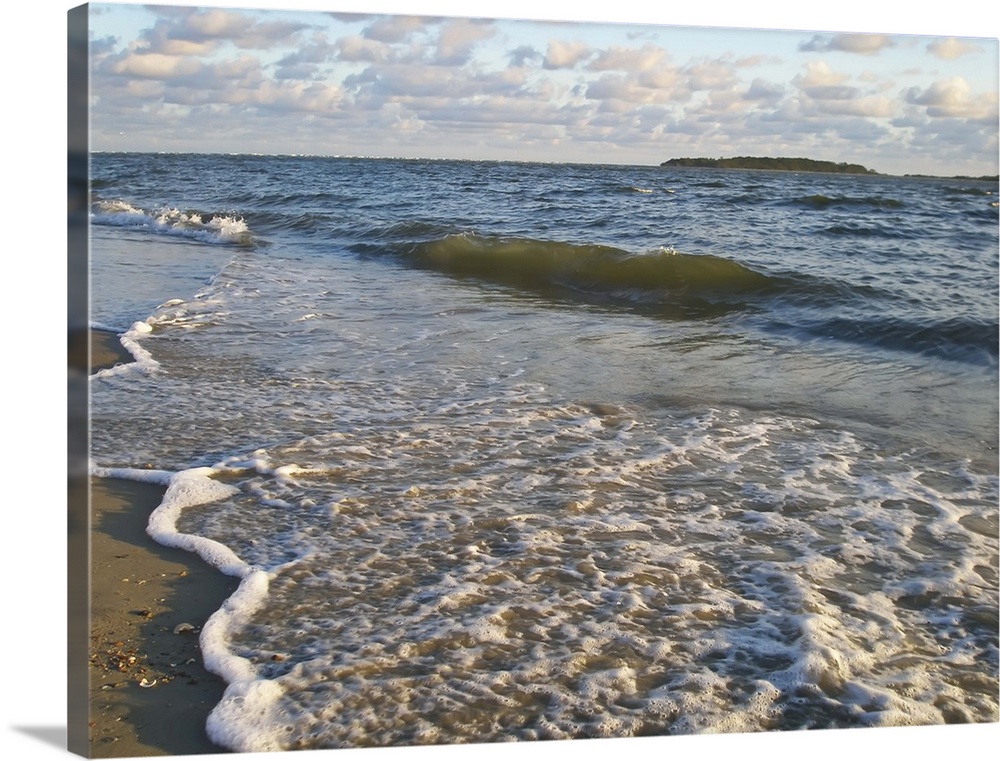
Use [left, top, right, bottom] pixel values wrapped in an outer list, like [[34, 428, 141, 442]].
[[396, 234, 777, 316]]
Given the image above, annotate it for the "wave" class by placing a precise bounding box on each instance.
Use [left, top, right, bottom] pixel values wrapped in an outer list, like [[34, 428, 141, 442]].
[[822, 223, 915, 239], [362, 233, 991, 365], [942, 186, 997, 197], [790, 194, 906, 211], [378, 233, 780, 317], [795, 315, 999, 364], [91, 199, 256, 246], [615, 185, 657, 195]]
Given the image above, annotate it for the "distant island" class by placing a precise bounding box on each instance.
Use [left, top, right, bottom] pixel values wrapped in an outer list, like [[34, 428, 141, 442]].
[[660, 157, 879, 175]]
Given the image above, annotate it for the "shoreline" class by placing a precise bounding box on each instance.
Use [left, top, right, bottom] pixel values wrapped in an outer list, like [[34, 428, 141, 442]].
[[88, 327, 135, 373], [87, 329, 237, 756]]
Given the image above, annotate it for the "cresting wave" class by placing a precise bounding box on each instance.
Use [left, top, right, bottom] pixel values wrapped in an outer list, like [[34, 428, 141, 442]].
[[363, 233, 997, 363], [91, 199, 255, 246], [371, 233, 888, 319], [383, 233, 777, 316]]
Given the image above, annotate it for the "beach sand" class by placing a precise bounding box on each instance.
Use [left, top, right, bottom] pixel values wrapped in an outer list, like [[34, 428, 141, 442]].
[[85, 329, 237, 757]]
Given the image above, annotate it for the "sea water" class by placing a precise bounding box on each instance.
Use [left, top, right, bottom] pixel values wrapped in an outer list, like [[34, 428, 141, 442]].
[[87, 153, 998, 751]]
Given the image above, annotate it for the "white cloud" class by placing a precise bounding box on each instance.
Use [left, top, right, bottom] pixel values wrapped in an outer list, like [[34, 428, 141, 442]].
[[544, 40, 593, 69], [584, 73, 680, 106], [794, 61, 850, 88], [927, 37, 983, 60], [906, 78, 1000, 123], [588, 44, 668, 72], [335, 35, 393, 63], [685, 59, 740, 91], [364, 15, 432, 43], [434, 18, 496, 64], [107, 52, 203, 80], [636, 67, 685, 92], [182, 8, 255, 39]]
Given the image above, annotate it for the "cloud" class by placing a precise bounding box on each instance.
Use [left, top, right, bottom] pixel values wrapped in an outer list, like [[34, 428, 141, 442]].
[[743, 78, 785, 104], [800, 85, 862, 101], [897, 110, 999, 171], [636, 66, 685, 91], [335, 35, 393, 63], [927, 37, 983, 60], [106, 52, 203, 80], [583, 72, 688, 108], [799, 33, 895, 56], [356, 64, 460, 98], [684, 59, 740, 91], [814, 95, 894, 118], [89, 34, 118, 56], [274, 35, 339, 79], [906, 77, 999, 121], [508, 45, 541, 68], [364, 15, 433, 43], [794, 61, 849, 88], [88, 7, 998, 175], [434, 18, 496, 65], [246, 81, 344, 115], [587, 44, 668, 72], [213, 55, 264, 85], [180, 8, 255, 40], [237, 20, 314, 50], [143, 8, 311, 54], [544, 40, 593, 70], [787, 61, 894, 118], [327, 12, 372, 23]]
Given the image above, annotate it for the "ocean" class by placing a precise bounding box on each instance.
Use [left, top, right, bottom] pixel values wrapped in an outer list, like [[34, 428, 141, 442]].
[[87, 152, 998, 752]]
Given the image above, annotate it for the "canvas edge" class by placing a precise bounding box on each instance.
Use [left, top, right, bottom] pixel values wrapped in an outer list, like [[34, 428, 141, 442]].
[[67, 3, 91, 757]]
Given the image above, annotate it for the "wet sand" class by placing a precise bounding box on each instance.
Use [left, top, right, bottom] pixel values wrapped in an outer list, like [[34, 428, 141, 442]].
[[86, 328, 134, 374]]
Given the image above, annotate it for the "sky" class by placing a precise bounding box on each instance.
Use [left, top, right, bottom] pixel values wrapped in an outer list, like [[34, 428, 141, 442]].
[[82, 1, 999, 176]]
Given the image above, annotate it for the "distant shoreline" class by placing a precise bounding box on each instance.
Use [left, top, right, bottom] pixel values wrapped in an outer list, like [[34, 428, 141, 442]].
[[661, 156, 878, 175], [659, 156, 998, 182]]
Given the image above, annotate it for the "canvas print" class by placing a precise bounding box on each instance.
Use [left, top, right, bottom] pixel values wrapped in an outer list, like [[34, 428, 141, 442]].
[[68, 1, 999, 758]]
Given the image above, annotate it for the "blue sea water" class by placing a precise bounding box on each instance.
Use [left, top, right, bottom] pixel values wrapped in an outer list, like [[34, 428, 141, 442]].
[[87, 153, 998, 751]]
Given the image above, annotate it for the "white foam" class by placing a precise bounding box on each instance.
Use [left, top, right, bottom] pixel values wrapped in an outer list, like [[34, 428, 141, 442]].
[[205, 675, 290, 753], [91, 199, 253, 246], [89, 320, 160, 379]]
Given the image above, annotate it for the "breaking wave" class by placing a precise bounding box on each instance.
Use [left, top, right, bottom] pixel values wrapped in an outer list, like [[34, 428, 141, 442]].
[[91, 199, 256, 246]]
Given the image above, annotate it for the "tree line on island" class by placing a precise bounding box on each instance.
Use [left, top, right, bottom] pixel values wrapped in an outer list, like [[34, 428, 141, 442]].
[[661, 156, 878, 174], [660, 157, 998, 181]]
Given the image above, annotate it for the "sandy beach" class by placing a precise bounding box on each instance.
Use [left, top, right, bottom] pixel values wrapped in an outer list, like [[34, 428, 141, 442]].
[[86, 329, 238, 756]]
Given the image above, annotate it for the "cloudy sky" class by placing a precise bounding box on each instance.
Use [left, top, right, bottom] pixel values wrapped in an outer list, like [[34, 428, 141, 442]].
[[85, 1, 999, 176]]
